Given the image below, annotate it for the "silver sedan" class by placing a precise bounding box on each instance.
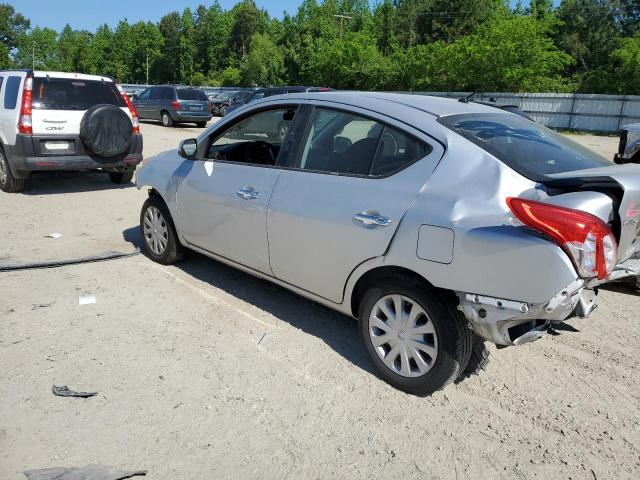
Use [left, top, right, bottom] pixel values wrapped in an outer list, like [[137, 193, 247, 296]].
[[136, 92, 640, 395]]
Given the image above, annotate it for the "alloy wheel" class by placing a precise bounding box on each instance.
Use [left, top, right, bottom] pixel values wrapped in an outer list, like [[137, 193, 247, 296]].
[[368, 294, 439, 377], [143, 206, 169, 256]]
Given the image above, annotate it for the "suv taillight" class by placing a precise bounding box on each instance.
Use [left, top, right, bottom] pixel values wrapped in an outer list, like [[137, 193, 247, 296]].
[[507, 197, 617, 280], [18, 76, 33, 135], [116, 83, 140, 134], [171, 100, 181, 110]]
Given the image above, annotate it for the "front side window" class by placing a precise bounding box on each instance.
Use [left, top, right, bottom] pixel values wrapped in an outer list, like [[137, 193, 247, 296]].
[[3, 76, 22, 110], [206, 108, 297, 166], [298, 108, 430, 177], [438, 113, 611, 180]]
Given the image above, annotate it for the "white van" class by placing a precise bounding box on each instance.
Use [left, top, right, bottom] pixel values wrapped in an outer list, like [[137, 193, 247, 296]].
[[0, 70, 143, 192]]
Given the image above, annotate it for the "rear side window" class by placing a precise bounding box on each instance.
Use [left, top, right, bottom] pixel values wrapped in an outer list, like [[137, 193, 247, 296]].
[[177, 88, 208, 101], [299, 108, 430, 177], [438, 113, 611, 180], [32, 78, 125, 110], [3, 76, 22, 110]]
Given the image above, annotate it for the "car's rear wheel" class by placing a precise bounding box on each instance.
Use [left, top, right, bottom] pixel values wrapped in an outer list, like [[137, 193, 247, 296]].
[[140, 196, 184, 264], [0, 146, 25, 193], [161, 111, 173, 127], [109, 169, 134, 184], [359, 279, 472, 396], [196, 121, 207, 128]]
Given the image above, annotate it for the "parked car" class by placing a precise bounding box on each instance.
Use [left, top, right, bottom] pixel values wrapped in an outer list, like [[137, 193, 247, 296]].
[[0, 69, 143, 193], [209, 90, 238, 116], [132, 85, 212, 128], [224, 86, 330, 116], [615, 124, 640, 164], [136, 92, 640, 395]]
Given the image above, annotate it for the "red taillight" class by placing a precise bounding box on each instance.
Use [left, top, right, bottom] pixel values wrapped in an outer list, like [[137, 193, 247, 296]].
[[507, 197, 617, 280], [115, 83, 140, 134], [18, 76, 33, 135], [171, 100, 181, 110]]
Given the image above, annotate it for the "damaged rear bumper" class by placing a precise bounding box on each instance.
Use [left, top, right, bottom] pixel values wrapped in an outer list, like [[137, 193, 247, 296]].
[[456, 279, 595, 346]]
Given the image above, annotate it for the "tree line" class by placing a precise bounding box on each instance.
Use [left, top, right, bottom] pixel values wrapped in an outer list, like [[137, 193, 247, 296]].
[[1, 0, 640, 93]]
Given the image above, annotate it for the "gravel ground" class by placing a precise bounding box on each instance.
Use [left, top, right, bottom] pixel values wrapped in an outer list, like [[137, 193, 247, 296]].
[[1, 122, 638, 480]]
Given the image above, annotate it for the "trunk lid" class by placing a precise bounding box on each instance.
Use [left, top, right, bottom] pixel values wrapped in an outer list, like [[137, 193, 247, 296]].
[[545, 165, 640, 261]]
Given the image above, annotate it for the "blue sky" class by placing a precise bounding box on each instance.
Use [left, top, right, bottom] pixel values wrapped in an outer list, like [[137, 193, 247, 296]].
[[5, 0, 305, 31], [7, 1, 528, 32]]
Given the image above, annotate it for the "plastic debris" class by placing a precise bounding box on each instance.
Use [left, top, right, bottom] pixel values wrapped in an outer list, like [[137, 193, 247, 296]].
[[52, 385, 97, 398], [45, 233, 62, 239], [78, 295, 96, 306]]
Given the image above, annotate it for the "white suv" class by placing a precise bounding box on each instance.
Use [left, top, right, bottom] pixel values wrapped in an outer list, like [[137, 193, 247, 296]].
[[0, 70, 143, 193]]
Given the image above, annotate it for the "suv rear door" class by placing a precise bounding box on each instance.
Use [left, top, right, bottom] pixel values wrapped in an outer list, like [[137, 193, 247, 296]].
[[30, 76, 127, 136], [176, 87, 209, 114]]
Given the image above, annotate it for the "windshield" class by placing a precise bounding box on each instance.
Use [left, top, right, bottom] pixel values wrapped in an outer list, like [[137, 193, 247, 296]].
[[32, 78, 125, 110], [438, 113, 611, 180], [177, 88, 208, 101]]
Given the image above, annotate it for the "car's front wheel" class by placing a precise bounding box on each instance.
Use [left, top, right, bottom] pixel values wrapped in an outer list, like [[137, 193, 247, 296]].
[[196, 121, 207, 128], [140, 196, 184, 264], [359, 279, 472, 396]]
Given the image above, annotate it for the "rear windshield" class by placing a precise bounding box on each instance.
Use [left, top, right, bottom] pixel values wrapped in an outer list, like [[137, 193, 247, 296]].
[[438, 113, 611, 180], [32, 78, 125, 110], [177, 88, 208, 101]]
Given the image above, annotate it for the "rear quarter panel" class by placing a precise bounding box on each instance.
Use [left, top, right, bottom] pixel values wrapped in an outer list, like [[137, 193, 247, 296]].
[[365, 131, 579, 305]]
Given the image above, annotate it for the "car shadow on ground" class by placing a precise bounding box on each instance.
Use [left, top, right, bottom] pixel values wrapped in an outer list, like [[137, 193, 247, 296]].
[[600, 282, 640, 296], [122, 226, 374, 375], [18, 172, 135, 195]]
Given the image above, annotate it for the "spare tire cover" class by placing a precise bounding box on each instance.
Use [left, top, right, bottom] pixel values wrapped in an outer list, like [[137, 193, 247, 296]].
[[80, 104, 133, 158]]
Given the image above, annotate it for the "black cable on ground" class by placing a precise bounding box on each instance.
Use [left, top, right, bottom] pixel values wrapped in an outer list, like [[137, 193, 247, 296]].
[[0, 247, 141, 272]]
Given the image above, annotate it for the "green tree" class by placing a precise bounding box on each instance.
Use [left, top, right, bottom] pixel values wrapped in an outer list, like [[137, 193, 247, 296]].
[[130, 22, 164, 83], [555, 0, 621, 91], [180, 8, 196, 83], [229, 0, 268, 60], [608, 34, 640, 93], [241, 33, 284, 86], [0, 3, 30, 66], [158, 12, 181, 83], [14, 27, 59, 70]]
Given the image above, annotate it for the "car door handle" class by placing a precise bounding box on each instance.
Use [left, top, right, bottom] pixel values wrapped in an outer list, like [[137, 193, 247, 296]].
[[354, 213, 391, 227], [237, 187, 260, 200]]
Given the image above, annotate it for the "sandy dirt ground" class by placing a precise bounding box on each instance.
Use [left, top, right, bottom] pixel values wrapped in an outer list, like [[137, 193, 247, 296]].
[[1, 121, 638, 480]]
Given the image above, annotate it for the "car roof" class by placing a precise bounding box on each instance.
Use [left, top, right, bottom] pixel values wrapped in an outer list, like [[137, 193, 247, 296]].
[[32, 71, 115, 82], [275, 91, 504, 118]]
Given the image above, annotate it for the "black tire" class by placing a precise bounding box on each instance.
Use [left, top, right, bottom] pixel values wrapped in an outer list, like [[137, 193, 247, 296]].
[[456, 335, 490, 382], [80, 104, 133, 157], [161, 111, 174, 127], [0, 145, 26, 193], [108, 169, 134, 184], [196, 121, 207, 128], [359, 278, 473, 396], [140, 196, 184, 264]]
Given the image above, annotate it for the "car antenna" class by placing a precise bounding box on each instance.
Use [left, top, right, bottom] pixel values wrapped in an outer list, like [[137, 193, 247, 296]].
[[458, 90, 477, 103]]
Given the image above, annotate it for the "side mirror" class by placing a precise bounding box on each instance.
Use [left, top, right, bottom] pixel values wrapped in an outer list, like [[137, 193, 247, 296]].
[[179, 138, 198, 159]]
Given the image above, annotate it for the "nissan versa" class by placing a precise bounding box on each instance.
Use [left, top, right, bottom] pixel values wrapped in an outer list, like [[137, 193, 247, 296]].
[[135, 92, 640, 395]]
